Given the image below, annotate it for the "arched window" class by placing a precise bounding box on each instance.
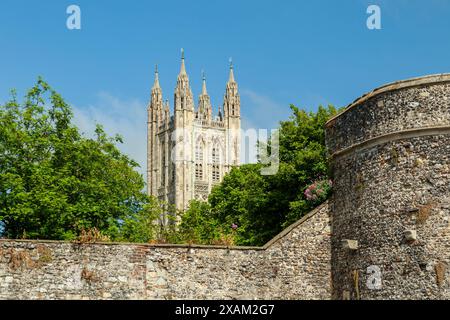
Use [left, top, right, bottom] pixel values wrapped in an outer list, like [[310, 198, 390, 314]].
[[195, 140, 204, 181], [195, 143, 204, 162], [212, 146, 220, 164], [195, 164, 203, 180], [212, 165, 220, 182]]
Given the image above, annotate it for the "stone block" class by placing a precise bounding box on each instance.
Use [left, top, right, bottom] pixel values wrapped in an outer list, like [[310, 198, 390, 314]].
[[404, 230, 417, 241], [341, 239, 359, 251]]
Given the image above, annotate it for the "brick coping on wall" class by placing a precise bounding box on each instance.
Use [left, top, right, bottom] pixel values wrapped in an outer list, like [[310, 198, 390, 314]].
[[0, 201, 329, 251], [325, 73, 450, 127]]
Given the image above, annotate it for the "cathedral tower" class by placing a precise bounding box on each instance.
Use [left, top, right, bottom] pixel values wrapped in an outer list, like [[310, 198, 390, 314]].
[[147, 51, 241, 218]]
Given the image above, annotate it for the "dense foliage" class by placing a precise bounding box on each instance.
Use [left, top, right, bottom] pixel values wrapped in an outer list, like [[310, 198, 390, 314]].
[[0, 79, 149, 240], [178, 105, 337, 246]]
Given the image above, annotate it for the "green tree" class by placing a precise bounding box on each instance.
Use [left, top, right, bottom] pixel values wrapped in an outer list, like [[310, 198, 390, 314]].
[[0, 79, 148, 240], [117, 196, 174, 243], [207, 164, 277, 246], [274, 104, 336, 227], [176, 200, 217, 244]]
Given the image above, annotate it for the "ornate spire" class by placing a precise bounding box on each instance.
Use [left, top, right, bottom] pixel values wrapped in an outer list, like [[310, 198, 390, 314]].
[[228, 57, 235, 83], [152, 64, 160, 90], [150, 63, 163, 109], [175, 48, 193, 112], [179, 48, 186, 75], [201, 70, 208, 95], [197, 70, 212, 120], [223, 57, 240, 119], [176, 48, 190, 86]]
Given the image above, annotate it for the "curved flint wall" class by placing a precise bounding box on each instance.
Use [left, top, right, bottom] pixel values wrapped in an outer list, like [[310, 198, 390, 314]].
[[326, 74, 450, 300]]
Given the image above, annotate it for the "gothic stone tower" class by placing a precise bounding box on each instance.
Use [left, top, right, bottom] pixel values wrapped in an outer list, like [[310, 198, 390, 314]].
[[147, 51, 241, 219]]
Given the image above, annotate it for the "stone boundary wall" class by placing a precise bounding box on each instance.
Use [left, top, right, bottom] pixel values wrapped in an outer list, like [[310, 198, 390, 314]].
[[326, 74, 450, 300], [0, 202, 331, 300]]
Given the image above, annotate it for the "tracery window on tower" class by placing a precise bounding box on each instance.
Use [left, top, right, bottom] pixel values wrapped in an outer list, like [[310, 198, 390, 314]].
[[195, 164, 203, 180], [212, 143, 221, 182], [195, 139, 205, 181], [212, 146, 220, 164], [212, 165, 220, 182], [195, 142, 204, 162]]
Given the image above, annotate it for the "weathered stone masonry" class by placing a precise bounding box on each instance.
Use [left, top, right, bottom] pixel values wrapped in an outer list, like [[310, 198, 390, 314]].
[[0, 203, 331, 300], [326, 74, 450, 300]]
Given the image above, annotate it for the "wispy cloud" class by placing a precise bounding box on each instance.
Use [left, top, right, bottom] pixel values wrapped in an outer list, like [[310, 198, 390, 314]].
[[240, 88, 288, 131], [72, 92, 148, 178], [240, 89, 288, 164]]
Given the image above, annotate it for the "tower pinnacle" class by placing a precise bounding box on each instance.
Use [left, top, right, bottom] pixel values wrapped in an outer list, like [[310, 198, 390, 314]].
[[202, 70, 208, 95], [180, 48, 186, 75], [228, 58, 235, 83], [175, 48, 193, 111], [152, 64, 160, 89]]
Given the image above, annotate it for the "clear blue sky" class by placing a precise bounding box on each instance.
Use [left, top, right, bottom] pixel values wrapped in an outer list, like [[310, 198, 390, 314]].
[[1, 0, 450, 170]]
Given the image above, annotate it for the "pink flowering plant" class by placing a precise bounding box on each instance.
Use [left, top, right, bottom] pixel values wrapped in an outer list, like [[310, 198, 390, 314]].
[[304, 179, 332, 203]]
